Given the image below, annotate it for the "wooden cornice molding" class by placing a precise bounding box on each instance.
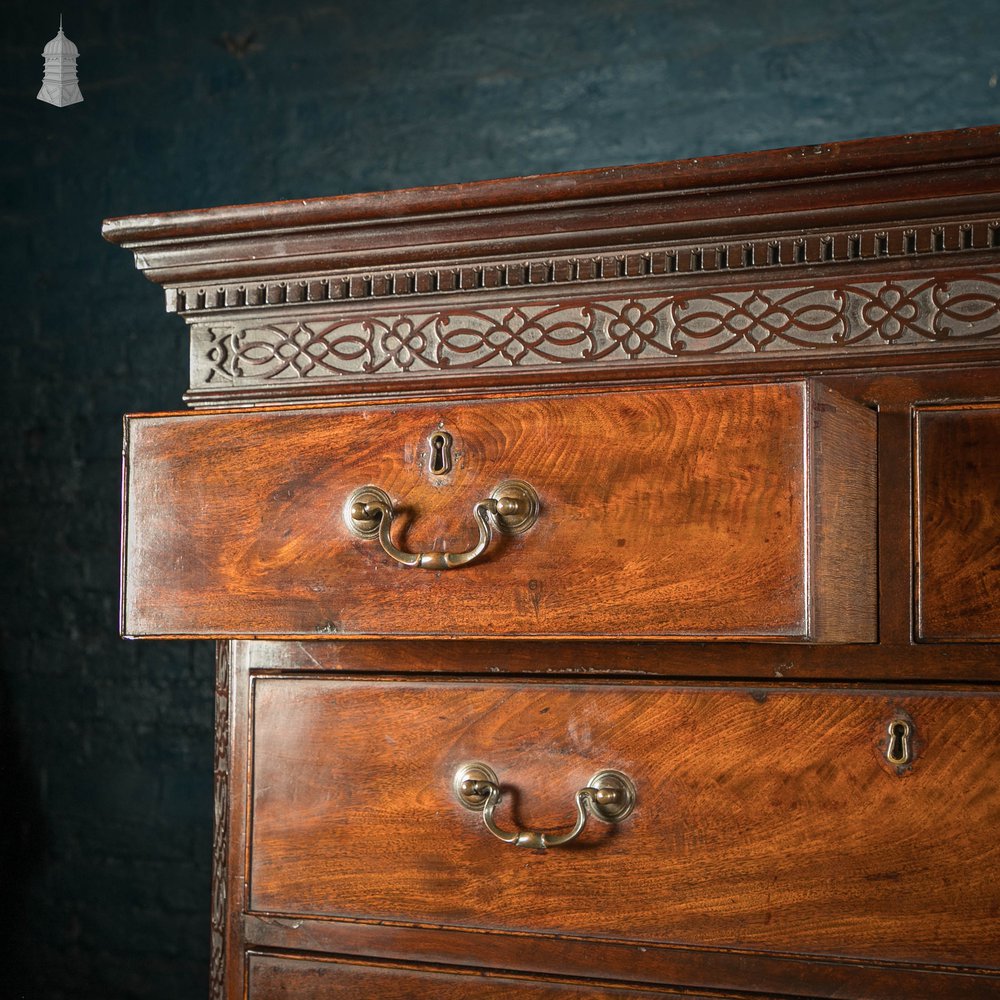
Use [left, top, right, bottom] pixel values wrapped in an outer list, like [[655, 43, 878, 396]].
[[162, 216, 1000, 316], [103, 127, 1000, 317]]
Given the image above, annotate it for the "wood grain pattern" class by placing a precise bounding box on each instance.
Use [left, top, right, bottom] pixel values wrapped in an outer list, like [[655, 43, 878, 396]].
[[122, 381, 875, 641], [808, 383, 877, 642], [248, 677, 1000, 970], [916, 404, 1000, 640], [246, 952, 759, 999]]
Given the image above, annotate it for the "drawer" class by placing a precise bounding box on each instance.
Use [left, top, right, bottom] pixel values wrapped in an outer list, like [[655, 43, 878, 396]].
[[122, 381, 875, 640], [247, 952, 716, 998], [248, 677, 1000, 971], [915, 403, 1000, 640]]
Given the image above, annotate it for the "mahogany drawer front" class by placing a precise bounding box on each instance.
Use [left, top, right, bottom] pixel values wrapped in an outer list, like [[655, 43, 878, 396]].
[[248, 677, 1000, 970], [122, 380, 875, 641], [915, 403, 1000, 641], [247, 952, 721, 998]]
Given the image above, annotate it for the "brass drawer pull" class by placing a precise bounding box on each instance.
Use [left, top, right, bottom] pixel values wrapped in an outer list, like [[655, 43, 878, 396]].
[[345, 480, 538, 570], [454, 763, 636, 850]]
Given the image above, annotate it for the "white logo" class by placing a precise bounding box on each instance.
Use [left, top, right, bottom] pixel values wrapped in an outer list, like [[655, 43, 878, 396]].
[[37, 15, 83, 108]]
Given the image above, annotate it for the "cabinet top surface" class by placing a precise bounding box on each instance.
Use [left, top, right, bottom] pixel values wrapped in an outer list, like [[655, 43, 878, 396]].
[[103, 125, 1000, 246]]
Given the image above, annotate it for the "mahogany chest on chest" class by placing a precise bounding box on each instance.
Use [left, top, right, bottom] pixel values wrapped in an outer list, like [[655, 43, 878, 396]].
[[105, 127, 1000, 999]]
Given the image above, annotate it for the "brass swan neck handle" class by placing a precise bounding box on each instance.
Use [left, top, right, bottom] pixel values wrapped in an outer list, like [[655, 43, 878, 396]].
[[454, 763, 636, 850], [345, 481, 538, 570]]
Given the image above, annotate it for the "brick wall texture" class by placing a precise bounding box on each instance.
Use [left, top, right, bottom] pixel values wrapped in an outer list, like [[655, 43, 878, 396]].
[[1, 1, 997, 996]]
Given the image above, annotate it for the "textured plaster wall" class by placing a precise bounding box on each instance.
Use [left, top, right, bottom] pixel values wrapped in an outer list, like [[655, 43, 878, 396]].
[[1, 1, 997, 996]]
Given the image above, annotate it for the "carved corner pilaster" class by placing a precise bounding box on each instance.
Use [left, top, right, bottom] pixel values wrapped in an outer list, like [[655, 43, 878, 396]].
[[209, 640, 230, 1000]]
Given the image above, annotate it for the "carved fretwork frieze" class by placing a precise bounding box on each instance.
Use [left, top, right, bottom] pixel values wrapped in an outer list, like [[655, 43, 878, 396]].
[[190, 272, 1000, 390], [209, 642, 230, 1000], [170, 218, 1000, 315]]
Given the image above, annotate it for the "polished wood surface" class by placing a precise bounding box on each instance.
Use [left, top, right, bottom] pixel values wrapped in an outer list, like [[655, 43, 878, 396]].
[[248, 676, 1000, 969], [916, 404, 1000, 641], [247, 953, 749, 999], [108, 129, 1000, 1000], [122, 381, 875, 641]]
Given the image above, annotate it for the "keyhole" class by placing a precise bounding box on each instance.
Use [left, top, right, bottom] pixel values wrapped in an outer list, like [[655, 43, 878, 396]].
[[429, 431, 453, 476], [886, 719, 912, 766]]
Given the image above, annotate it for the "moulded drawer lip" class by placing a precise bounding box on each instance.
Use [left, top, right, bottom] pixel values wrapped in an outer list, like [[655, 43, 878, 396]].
[[239, 928, 1000, 1000], [121, 380, 876, 641], [244, 949, 756, 999]]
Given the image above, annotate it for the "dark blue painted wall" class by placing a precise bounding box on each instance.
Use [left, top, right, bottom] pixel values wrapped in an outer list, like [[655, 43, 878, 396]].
[[1, 1, 996, 996]]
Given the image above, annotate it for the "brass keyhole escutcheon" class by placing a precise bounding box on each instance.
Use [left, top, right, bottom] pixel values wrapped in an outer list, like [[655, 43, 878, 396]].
[[886, 719, 912, 766], [429, 431, 453, 476]]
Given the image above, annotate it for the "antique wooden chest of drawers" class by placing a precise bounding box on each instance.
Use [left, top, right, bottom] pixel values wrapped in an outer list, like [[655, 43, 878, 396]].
[[106, 127, 1000, 999]]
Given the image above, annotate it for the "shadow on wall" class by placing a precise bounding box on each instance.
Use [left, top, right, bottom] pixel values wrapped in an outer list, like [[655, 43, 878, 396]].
[[0, 665, 48, 991]]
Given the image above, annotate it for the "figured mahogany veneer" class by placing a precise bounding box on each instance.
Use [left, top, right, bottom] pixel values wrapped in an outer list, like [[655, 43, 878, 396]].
[[122, 380, 875, 642], [248, 676, 1000, 969], [107, 128, 1000, 1000], [915, 404, 1000, 641]]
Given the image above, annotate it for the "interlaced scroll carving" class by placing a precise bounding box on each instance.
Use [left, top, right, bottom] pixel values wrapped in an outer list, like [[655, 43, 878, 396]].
[[192, 274, 1000, 387]]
